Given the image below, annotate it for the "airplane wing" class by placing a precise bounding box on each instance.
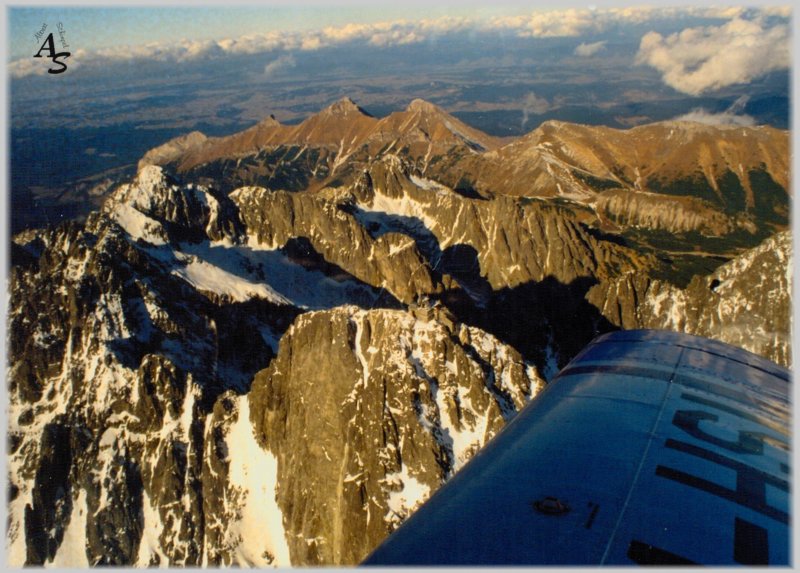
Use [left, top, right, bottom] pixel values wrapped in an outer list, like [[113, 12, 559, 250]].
[[362, 329, 791, 566]]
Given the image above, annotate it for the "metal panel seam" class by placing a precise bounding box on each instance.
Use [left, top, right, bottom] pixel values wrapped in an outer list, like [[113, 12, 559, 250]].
[[599, 346, 685, 564]]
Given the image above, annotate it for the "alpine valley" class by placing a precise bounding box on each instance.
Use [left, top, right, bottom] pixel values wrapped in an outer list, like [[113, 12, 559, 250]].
[[7, 98, 791, 566]]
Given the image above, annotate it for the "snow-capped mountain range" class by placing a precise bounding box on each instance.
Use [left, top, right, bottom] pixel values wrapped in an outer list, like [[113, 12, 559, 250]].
[[7, 99, 791, 565]]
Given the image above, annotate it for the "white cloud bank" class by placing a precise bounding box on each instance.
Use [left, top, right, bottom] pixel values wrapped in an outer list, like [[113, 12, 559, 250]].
[[490, 8, 601, 38], [635, 16, 790, 95]]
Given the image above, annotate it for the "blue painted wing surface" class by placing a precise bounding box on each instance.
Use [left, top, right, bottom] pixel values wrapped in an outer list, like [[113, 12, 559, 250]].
[[362, 329, 790, 566]]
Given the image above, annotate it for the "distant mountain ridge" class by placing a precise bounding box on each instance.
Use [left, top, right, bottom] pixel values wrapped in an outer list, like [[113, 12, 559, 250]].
[[140, 97, 503, 178], [140, 97, 789, 246]]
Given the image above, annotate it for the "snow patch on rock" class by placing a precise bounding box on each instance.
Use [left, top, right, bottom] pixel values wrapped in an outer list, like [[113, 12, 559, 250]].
[[225, 396, 290, 567]]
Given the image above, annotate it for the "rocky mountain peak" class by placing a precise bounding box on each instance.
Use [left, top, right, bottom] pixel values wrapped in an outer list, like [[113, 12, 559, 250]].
[[134, 164, 173, 189], [106, 164, 183, 214], [385, 98, 502, 153], [137, 132, 208, 171], [256, 113, 281, 127], [406, 98, 442, 115], [321, 96, 370, 117], [104, 165, 241, 244]]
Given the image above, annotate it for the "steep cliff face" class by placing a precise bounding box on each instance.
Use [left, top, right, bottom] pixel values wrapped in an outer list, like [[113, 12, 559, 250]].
[[248, 307, 541, 565], [231, 181, 449, 306], [351, 157, 653, 288], [8, 218, 215, 566], [588, 230, 792, 366], [593, 189, 740, 235], [227, 155, 655, 373], [230, 155, 655, 311]]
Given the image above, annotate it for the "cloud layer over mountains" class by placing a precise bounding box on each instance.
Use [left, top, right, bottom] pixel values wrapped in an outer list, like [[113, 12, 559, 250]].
[[10, 5, 790, 99]]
